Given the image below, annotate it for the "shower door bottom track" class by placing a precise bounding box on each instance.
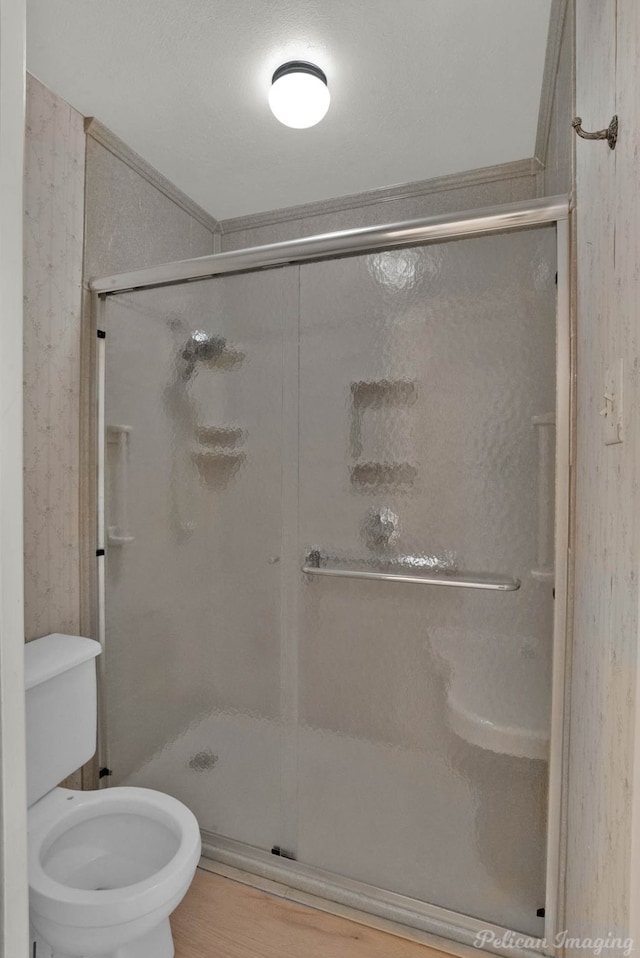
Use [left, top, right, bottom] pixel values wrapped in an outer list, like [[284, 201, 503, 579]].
[[200, 831, 548, 958]]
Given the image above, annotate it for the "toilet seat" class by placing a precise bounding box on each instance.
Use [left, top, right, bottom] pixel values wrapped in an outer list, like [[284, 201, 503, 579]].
[[29, 786, 201, 929]]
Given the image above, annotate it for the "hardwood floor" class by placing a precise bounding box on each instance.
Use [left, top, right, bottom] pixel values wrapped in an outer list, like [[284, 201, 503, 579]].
[[172, 870, 452, 958]]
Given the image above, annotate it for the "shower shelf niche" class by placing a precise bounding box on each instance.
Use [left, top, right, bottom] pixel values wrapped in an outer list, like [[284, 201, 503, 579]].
[[192, 424, 247, 487], [350, 379, 418, 407], [196, 425, 246, 447], [349, 380, 419, 488], [350, 461, 418, 488], [191, 449, 246, 486]]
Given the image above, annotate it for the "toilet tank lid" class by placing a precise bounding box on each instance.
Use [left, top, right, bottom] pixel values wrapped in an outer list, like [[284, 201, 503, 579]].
[[25, 634, 102, 691]]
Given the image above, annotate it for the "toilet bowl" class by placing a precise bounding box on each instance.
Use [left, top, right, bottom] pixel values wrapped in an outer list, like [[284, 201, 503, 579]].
[[29, 786, 201, 958], [25, 634, 201, 958]]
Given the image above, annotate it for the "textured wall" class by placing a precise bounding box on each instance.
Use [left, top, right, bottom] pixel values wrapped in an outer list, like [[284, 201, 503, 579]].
[[23, 74, 85, 641], [542, 0, 574, 196], [83, 129, 219, 281], [567, 0, 640, 950]]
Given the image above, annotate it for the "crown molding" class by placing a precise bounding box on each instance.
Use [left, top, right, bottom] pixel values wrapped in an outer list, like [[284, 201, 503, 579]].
[[84, 117, 221, 235], [219, 158, 543, 235]]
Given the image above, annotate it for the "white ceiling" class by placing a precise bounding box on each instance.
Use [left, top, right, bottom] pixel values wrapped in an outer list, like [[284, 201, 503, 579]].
[[26, 0, 552, 221]]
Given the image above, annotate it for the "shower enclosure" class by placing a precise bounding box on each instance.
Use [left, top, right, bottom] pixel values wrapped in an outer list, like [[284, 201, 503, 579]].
[[92, 198, 570, 953]]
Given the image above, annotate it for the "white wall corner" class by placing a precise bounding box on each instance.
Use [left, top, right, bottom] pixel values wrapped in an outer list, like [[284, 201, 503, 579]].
[[0, 0, 28, 953]]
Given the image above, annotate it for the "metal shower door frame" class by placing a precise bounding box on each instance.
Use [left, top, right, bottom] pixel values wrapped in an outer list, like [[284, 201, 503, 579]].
[[90, 195, 571, 958]]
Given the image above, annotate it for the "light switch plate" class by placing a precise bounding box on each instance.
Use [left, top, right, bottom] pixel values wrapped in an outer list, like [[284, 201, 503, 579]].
[[602, 359, 624, 445]]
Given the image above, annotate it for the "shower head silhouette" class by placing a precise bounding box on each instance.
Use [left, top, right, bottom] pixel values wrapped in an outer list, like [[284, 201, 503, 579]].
[[181, 330, 226, 379]]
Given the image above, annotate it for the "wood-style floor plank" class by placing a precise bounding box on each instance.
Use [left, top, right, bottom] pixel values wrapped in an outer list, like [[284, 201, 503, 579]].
[[172, 870, 451, 958]]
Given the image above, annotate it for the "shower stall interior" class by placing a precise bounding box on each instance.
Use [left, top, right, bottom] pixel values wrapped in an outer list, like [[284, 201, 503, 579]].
[[93, 199, 570, 953]]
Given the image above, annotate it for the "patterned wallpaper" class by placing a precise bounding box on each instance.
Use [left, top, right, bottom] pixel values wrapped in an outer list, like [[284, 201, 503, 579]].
[[23, 74, 85, 641]]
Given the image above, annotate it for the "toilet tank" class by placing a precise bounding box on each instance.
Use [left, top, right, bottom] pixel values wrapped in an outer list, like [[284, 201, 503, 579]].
[[25, 634, 102, 807]]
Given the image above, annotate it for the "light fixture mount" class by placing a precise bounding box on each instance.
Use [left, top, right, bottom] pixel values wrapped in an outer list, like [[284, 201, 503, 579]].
[[271, 61, 327, 86], [269, 60, 330, 129]]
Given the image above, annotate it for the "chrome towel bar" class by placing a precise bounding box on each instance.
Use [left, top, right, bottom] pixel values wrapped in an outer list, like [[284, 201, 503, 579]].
[[302, 550, 520, 592]]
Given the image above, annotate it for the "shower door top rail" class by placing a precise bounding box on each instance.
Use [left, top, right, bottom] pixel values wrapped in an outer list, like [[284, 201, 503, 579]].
[[302, 549, 521, 592], [90, 195, 569, 295]]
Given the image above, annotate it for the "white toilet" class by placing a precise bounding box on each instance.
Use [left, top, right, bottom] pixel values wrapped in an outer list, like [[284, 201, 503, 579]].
[[26, 633, 201, 958]]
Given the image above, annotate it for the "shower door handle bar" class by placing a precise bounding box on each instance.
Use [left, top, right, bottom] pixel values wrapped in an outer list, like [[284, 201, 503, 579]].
[[301, 555, 520, 591]]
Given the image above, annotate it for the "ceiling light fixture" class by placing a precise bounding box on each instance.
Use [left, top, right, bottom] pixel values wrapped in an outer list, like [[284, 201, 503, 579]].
[[269, 61, 330, 129]]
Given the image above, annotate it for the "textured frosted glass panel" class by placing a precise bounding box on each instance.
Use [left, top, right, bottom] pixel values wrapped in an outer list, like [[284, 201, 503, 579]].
[[103, 226, 557, 935], [297, 229, 556, 934], [104, 270, 298, 850]]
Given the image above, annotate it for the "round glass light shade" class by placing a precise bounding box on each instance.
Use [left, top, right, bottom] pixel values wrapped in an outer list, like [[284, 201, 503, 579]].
[[269, 62, 330, 129]]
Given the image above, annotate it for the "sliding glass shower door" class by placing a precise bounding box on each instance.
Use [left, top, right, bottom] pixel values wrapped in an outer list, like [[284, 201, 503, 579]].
[[102, 224, 557, 937], [295, 229, 555, 934], [103, 269, 298, 851]]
